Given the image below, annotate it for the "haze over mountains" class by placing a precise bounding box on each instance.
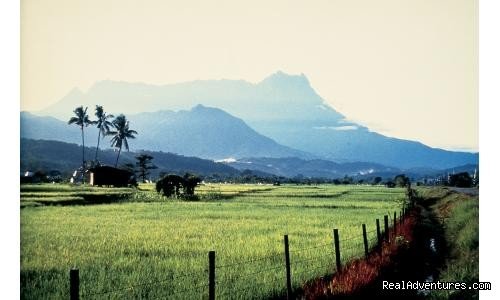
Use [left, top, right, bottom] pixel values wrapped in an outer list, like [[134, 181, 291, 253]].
[[21, 105, 310, 160], [23, 71, 478, 172], [20, 139, 239, 178], [20, 138, 477, 181]]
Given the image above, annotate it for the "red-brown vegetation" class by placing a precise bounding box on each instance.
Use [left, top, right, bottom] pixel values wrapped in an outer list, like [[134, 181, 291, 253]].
[[299, 210, 418, 299]]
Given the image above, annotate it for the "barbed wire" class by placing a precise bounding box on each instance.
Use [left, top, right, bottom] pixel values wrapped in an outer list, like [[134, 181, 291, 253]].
[[150, 282, 209, 300], [216, 252, 282, 269], [217, 265, 284, 285], [342, 242, 364, 252], [75, 213, 406, 299], [340, 241, 363, 251], [292, 253, 335, 266], [340, 234, 361, 243], [216, 273, 286, 296], [290, 242, 332, 253], [81, 268, 206, 297], [216, 270, 284, 292], [340, 250, 364, 261], [293, 263, 335, 278], [217, 283, 275, 299]]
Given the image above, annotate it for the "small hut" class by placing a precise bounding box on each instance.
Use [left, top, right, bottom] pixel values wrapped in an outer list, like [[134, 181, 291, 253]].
[[87, 166, 136, 187]]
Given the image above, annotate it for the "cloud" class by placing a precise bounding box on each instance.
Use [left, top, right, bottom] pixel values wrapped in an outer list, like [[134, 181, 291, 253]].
[[215, 157, 237, 163], [313, 125, 358, 131], [316, 104, 329, 111]]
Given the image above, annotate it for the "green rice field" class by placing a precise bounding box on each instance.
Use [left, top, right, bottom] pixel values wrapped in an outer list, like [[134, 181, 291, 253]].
[[21, 184, 406, 299]]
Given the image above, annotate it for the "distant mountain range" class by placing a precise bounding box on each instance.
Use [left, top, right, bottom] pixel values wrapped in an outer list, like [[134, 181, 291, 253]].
[[29, 71, 478, 169], [222, 157, 400, 179], [21, 105, 311, 160], [20, 138, 240, 178], [126, 105, 312, 159], [21, 139, 476, 181], [221, 157, 478, 180]]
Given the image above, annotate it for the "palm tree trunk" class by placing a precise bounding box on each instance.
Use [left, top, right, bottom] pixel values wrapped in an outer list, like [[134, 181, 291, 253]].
[[95, 129, 101, 161], [81, 126, 85, 167], [81, 126, 85, 184], [115, 146, 122, 167]]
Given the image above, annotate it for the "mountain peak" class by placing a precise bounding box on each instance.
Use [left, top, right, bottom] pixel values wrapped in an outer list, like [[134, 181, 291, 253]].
[[190, 104, 226, 116], [67, 87, 84, 96], [59, 87, 84, 101], [259, 71, 310, 87], [192, 104, 209, 111]]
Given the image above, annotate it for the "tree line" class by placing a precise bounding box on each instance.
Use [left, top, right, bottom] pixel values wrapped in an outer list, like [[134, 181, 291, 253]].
[[68, 105, 138, 170], [66, 105, 204, 196]]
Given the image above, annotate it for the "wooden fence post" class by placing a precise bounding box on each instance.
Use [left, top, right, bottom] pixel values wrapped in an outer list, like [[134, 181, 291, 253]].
[[70, 269, 79, 300], [376, 219, 381, 248], [393, 211, 397, 236], [362, 224, 368, 259], [333, 229, 341, 271], [284, 235, 292, 300], [209, 251, 215, 300], [384, 215, 389, 242]]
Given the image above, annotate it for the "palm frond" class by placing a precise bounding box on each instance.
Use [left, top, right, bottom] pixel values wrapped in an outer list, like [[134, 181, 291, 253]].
[[95, 105, 104, 118], [68, 117, 79, 125], [108, 114, 137, 155]]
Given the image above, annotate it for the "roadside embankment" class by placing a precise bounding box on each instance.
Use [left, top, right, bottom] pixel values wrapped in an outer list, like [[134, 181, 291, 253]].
[[421, 188, 479, 299], [297, 187, 479, 299]]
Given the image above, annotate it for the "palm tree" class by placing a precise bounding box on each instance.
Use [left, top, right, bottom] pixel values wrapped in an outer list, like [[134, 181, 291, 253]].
[[93, 105, 114, 162], [68, 106, 93, 169], [109, 114, 138, 167]]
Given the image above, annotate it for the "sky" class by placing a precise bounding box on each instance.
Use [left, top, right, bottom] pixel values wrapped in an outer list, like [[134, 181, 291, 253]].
[[21, 0, 478, 152]]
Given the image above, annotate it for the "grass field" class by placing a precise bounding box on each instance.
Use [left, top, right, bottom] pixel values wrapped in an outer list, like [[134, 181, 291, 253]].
[[21, 184, 406, 299], [421, 188, 479, 299], [20, 184, 134, 208]]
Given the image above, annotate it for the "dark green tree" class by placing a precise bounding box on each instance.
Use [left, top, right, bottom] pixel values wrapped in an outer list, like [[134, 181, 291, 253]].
[[156, 174, 184, 197], [93, 105, 114, 162], [109, 114, 138, 167], [449, 172, 473, 188], [372, 176, 382, 185], [158, 171, 168, 179], [183, 173, 201, 196], [394, 174, 410, 187], [68, 106, 93, 170], [121, 163, 135, 173], [135, 154, 157, 183], [342, 175, 353, 185]]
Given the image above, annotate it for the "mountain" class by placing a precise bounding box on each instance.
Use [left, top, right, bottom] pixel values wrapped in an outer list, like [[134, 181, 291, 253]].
[[436, 164, 478, 177], [21, 106, 312, 160], [20, 138, 240, 178], [223, 157, 479, 181], [20, 112, 84, 145], [127, 105, 312, 159], [35, 71, 478, 169], [39, 72, 342, 125], [222, 157, 401, 179]]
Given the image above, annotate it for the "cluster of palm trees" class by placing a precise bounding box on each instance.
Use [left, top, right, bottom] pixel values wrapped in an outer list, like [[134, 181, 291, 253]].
[[68, 105, 138, 169]]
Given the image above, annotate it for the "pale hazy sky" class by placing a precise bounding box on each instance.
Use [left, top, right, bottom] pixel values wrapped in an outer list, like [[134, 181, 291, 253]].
[[21, 0, 478, 151]]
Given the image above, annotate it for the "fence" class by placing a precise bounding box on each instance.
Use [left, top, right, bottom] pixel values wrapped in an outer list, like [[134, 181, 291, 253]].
[[68, 204, 412, 299]]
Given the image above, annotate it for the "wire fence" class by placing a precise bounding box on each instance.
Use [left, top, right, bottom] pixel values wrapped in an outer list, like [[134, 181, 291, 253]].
[[68, 205, 412, 300]]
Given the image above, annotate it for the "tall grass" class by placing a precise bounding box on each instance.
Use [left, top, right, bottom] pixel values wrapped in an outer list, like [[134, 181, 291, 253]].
[[21, 184, 405, 299], [20, 184, 134, 207], [428, 189, 479, 299]]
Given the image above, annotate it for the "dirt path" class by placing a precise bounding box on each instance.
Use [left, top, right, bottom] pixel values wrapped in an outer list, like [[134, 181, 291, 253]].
[[345, 202, 446, 299], [448, 187, 479, 196], [296, 188, 477, 299]]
